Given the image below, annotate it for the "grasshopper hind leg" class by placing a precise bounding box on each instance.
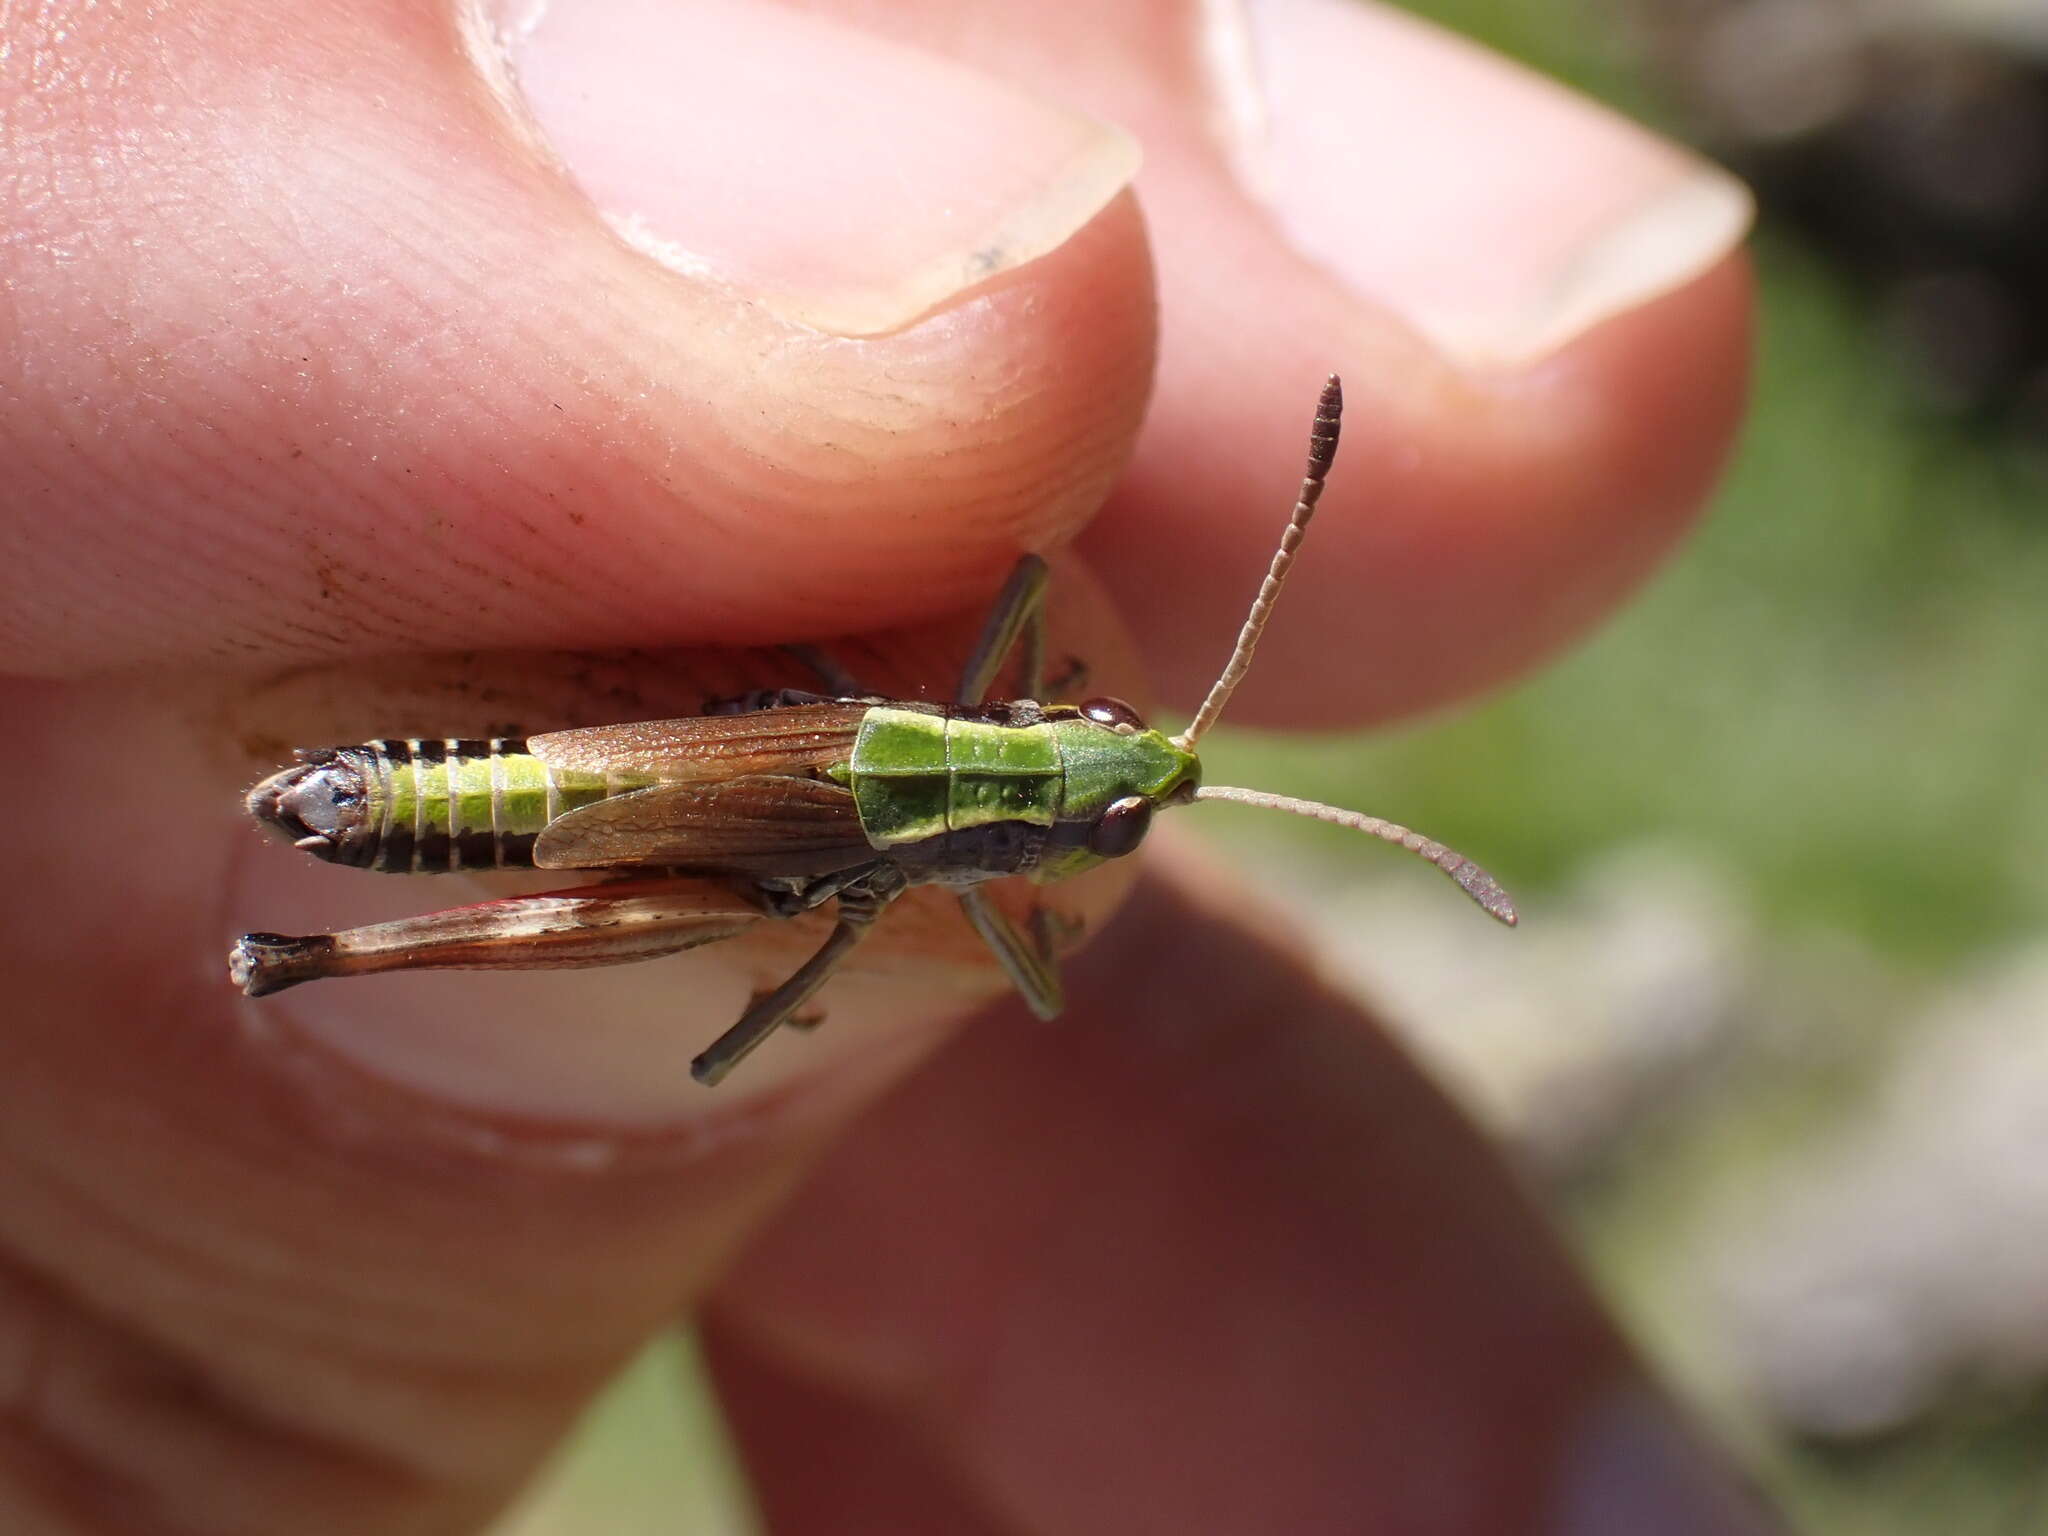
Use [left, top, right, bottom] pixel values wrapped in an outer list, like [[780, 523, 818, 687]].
[[227, 882, 764, 996], [690, 867, 908, 1086]]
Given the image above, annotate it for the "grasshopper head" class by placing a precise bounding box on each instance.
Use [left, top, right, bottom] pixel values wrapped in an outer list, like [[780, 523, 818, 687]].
[[1032, 696, 1199, 881]]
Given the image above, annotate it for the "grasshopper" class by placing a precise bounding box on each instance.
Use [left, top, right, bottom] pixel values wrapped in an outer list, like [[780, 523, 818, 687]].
[[231, 377, 1516, 1085]]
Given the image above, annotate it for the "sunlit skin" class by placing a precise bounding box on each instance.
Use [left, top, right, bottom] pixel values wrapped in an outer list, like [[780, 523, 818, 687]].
[[0, 1, 1761, 1532]]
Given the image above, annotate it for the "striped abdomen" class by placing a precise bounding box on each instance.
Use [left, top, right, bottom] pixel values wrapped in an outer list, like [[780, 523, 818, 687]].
[[245, 738, 635, 873]]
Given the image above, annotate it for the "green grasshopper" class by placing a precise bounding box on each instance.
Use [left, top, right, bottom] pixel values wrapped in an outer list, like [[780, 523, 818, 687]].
[[231, 377, 1516, 1085]]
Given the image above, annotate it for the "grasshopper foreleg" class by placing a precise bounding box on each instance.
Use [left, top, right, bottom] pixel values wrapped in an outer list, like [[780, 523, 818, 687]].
[[228, 878, 764, 996], [957, 555, 1050, 706], [689, 866, 908, 1086], [954, 886, 1078, 1021], [705, 643, 879, 716], [781, 642, 870, 698], [702, 686, 839, 715]]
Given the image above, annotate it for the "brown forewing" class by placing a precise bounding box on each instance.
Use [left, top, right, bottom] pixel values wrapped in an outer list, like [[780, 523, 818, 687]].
[[532, 775, 873, 876], [524, 702, 870, 780]]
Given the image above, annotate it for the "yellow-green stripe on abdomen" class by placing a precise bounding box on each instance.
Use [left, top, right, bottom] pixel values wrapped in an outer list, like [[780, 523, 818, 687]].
[[365, 739, 612, 872]]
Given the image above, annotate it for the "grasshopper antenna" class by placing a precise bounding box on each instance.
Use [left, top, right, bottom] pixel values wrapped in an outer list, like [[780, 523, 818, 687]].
[[1173, 375, 1519, 927], [1172, 373, 1343, 753], [1190, 787, 1518, 925]]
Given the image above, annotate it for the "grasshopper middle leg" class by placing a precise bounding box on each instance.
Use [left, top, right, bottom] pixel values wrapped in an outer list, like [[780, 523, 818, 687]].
[[955, 886, 1081, 1021], [957, 555, 1050, 706], [689, 866, 909, 1086]]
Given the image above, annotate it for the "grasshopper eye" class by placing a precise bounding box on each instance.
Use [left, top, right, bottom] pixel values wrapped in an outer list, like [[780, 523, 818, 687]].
[[1080, 696, 1146, 732], [1089, 795, 1154, 859]]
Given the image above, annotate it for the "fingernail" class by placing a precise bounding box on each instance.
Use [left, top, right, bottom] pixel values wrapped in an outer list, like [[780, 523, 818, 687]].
[[1556, 1384, 1786, 1536], [478, 0, 1139, 336], [1214, 0, 1754, 366]]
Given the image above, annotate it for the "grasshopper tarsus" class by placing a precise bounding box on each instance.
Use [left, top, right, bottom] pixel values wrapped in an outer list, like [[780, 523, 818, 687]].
[[1042, 653, 1090, 700]]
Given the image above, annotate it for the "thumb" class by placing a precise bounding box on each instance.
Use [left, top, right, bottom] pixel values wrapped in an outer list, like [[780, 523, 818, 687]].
[[2, 0, 1151, 677]]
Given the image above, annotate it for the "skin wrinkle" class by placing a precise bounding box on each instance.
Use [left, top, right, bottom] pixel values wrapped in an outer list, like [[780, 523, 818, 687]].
[[0, 1060, 333, 1346], [22, 16, 497, 655], [0, 1232, 443, 1536], [0, 1427, 190, 1536], [7, 114, 1151, 669], [29, 329, 291, 656], [577, 265, 1120, 630], [5, 938, 686, 1370], [246, 315, 607, 650], [103, 286, 802, 663], [167, 450, 377, 661], [0, 992, 783, 1526], [1, 1124, 430, 1367], [164, 446, 359, 650]]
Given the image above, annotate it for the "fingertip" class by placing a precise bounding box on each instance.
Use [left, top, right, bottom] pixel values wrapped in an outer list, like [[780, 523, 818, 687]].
[[2, 0, 1156, 675], [811, 0, 1751, 726], [1086, 163, 1750, 727], [1229, 0, 1755, 372], [1091, 244, 1752, 726]]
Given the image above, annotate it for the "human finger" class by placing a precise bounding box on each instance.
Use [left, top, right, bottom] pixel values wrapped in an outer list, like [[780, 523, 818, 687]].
[[789, 0, 1755, 723], [703, 851, 1782, 1534], [0, 555, 1151, 1533], [0, 0, 1153, 677]]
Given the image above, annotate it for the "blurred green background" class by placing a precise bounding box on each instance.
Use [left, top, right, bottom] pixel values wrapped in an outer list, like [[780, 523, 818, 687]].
[[497, 2, 2048, 1531]]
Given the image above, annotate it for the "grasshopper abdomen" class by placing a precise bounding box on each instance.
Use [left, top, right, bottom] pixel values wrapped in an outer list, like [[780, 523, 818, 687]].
[[246, 738, 613, 874]]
